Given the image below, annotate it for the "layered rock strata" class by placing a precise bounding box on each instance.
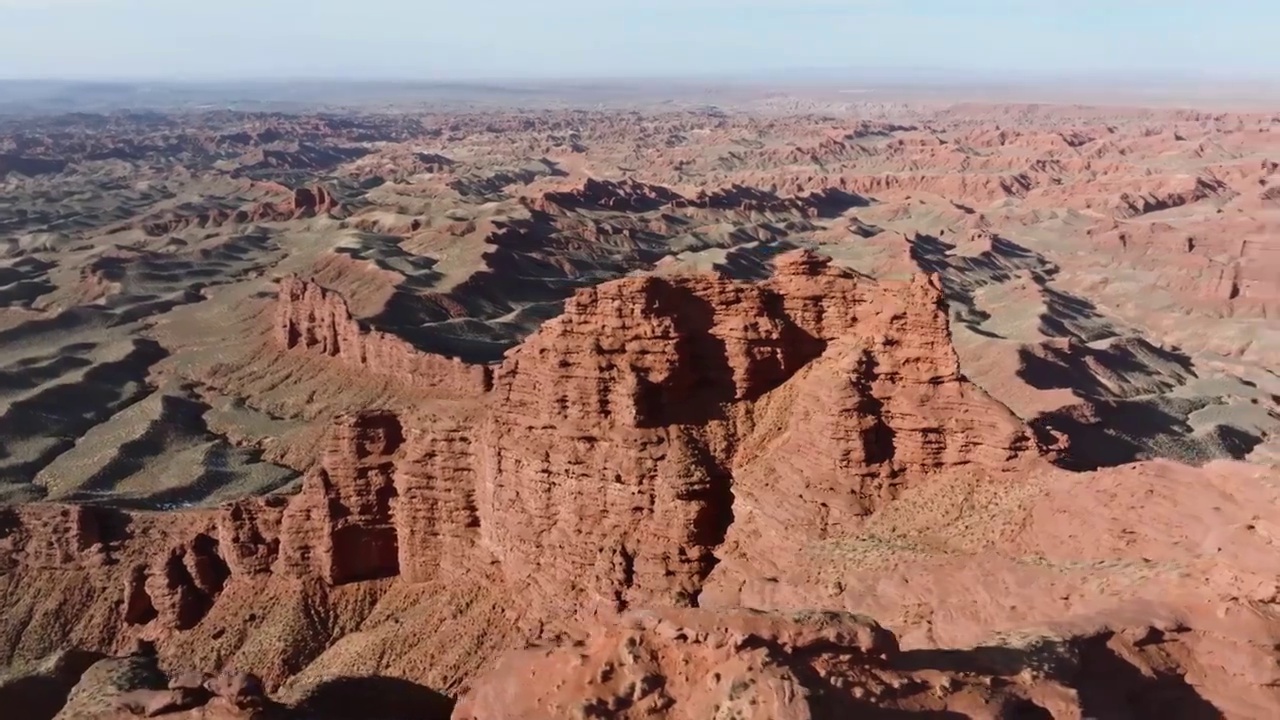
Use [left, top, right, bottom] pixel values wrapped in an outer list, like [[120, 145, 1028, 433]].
[[1, 251, 1035, 659], [274, 276, 491, 397], [479, 251, 1036, 619], [27, 252, 1277, 717]]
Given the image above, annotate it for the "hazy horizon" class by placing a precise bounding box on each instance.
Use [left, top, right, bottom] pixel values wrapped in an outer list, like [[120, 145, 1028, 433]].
[[2, 0, 1278, 83]]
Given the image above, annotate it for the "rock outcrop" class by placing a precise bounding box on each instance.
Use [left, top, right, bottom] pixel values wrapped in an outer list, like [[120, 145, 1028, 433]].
[[40, 647, 282, 719], [285, 185, 339, 218], [455, 608, 1241, 720], [6, 250, 1278, 716], [277, 411, 402, 584], [0, 408, 494, 687], [533, 178, 682, 213], [262, 251, 1034, 625], [479, 251, 1037, 620], [138, 184, 343, 237], [0, 251, 1040, 667], [274, 276, 491, 398]]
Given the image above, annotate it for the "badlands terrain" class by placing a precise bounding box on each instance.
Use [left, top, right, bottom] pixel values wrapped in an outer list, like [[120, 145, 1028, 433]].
[[0, 90, 1279, 718]]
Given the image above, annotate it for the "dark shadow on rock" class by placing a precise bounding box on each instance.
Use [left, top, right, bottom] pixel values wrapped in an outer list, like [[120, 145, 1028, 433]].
[[898, 631, 1222, 720], [783, 649, 971, 719], [1074, 633, 1223, 720], [1016, 338, 1195, 401], [713, 240, 801, 281], [366, 215, 672, 364], [896, 642, 1072, 678], [907, 232, 1117, 342], [806, 188, 872, 218], [0, 650, 106, 720], [1032, 397, 1264, 471], [837, 706, 971, 718], [637, 281, 734, 427], [1001, 699, 1055, 719], [334, 234, 444, 293], [1037, 286, 1116, 342], [357, 188, 852, 365], [448, 159, 566, 201], [294, 676, 454, 720], [907, 233, 1049, 336]]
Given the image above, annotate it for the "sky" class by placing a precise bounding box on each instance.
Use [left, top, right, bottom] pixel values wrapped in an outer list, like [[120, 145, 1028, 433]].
[[0, 0, 1277, 82]]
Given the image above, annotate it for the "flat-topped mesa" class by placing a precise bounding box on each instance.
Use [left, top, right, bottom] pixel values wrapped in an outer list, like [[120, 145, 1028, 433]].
[[273, 276, 491, 397], [479, 250, 1040, 620], [772, 247, 834, 276]]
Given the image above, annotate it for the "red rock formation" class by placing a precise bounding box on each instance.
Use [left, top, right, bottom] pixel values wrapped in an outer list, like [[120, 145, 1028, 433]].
[[274, 276, 491, 398], [1078, 213, 1280, 321], [393, 415, 481, 584], [235, 410, 480, 588], [137, 185, 343, 236], [533, 177, 682, 213], [277, 411, 402, 584], [671, 184, 861, 215], [286, 185, 339, 218], [456, 607, 1233, 720], [8, 101, 1280, 719], [3, 249, 1280, 716], [478, 251, 1037, 621], [1, 251, 1039, 649], [1024, 172, 1233, 219], [1110, 175, 1232, 218], [215, 499, 284, 577], [0, 504, 106, 570], [837, 171, 1037, 203]]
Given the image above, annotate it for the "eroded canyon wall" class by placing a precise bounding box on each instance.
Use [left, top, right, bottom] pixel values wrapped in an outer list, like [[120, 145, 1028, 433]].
[[0, 251, 1045, 690], [478, 251, 1038, 619], [274, 276, 491, 397]]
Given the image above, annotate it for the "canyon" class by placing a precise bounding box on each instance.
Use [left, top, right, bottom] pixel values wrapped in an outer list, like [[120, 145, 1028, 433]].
[[1, 91, 1279, 718]]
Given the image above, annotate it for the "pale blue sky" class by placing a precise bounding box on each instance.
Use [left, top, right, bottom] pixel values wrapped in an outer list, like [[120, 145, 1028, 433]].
[[0, 0, 1276, 81]]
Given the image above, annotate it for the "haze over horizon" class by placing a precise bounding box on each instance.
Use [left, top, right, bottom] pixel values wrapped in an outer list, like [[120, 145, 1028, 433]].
[[1, 0, 1278, 83]]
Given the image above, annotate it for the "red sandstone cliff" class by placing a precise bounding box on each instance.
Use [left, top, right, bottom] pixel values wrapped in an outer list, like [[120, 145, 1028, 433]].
[[273, 276, 491, 398], [0, 251, 1038, 665], [477, 251, 1037, 621], [4, 252, 1277, 718]]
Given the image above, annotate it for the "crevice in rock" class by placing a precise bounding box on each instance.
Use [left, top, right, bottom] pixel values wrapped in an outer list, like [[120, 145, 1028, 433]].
[[122, 565, 158, 626]]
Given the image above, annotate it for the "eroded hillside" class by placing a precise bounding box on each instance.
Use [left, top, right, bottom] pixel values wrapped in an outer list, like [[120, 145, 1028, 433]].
[[1, 100, 1279, 719]]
